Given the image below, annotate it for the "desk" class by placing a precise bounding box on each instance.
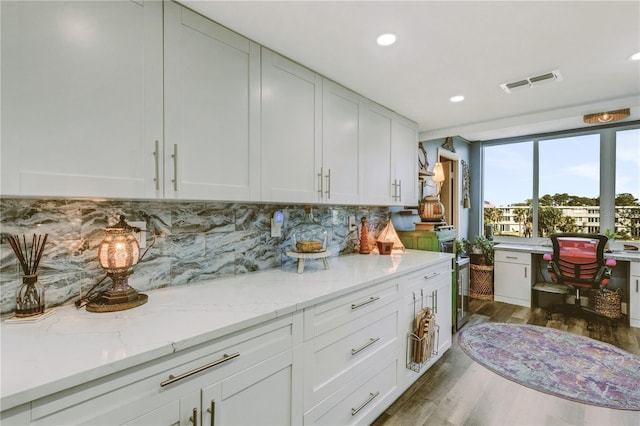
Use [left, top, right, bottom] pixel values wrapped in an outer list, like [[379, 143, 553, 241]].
[[494, 242, 640, 263], [494, 243, 640, 328]]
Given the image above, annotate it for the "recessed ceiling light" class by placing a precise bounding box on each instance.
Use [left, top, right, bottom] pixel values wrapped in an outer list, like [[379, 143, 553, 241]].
[[450, 95, 465, 103], [376, 33, 396, 46], [630, 52, 640, 61]]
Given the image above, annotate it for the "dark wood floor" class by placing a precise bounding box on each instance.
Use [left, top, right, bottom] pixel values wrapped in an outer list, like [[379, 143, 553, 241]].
[[372, 299, 640, 426]]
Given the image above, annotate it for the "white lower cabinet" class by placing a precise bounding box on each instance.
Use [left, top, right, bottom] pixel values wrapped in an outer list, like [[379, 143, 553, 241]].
[[630, 262, 640, 328], [494, 250, 533, 307], [28, 314, 302, 426], [306, 351, 399, 425], [4, 259, 456, 425], [400, 260, 452, 389], [302, 280, 401, 425]]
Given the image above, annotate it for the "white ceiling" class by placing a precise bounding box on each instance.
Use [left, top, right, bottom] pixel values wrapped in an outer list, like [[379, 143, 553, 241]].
[[179, 1, 640, 141]]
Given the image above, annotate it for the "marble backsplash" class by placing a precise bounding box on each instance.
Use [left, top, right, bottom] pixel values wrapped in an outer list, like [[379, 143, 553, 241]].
[[0, 198, 391, 314]]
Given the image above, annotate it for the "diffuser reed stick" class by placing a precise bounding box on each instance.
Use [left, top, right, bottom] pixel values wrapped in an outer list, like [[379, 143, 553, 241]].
[[8, 234, 48, 275]]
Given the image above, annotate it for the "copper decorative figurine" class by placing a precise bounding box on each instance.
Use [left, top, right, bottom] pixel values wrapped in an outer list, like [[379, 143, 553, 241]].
[[359, 217, 371, 254]]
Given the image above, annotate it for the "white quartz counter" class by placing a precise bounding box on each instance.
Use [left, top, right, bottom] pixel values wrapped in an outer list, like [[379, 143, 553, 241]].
[[0, 250, 452, 411]]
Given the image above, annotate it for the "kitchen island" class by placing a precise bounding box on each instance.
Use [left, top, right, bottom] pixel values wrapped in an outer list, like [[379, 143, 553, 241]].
[[1, 250, 453, 425]]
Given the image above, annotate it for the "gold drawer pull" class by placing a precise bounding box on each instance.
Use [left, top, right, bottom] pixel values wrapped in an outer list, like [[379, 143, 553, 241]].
[[189, 407, 198, 426], [160, 352, 240, 387], [351, 391, 380, 416], [351, 296, 380, 310], [207, 400, 215, 426], [424, 272, 440, 280], [351, 337, 380, 355]]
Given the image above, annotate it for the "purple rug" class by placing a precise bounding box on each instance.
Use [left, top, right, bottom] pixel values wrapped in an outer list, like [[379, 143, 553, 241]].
[[458, 322, 640, 411]]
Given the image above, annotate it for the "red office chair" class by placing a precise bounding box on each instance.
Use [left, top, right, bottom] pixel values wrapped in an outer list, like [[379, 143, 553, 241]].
[[544, 233, 617, 329]]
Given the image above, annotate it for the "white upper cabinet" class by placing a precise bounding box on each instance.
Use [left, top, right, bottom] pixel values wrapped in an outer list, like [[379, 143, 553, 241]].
[[1, 0, 163, 198], [392, 115, 419, 206], [361, 100, 394, 205], [320, 80, 362, 204], [163, 1, 260, 201], [359, 101, 419, 206], [261, 49, 322, 203], [1, 0, 418, 205]]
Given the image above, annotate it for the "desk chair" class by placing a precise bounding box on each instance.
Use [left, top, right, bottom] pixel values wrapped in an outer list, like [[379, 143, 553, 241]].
[[544, 233, 616, 330]]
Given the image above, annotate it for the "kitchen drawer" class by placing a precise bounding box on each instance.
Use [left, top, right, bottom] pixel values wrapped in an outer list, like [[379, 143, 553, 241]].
[[404, 260, 451, 291], [495, 250, 531, 264], [304, 300, 399, 408], [30, 314, 299, 425], [307, 351, 399, 425], [304, 280, 399, 340]]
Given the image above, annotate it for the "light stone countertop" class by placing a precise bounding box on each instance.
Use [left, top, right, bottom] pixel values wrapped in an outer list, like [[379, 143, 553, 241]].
[[0, 250, 452, 411]]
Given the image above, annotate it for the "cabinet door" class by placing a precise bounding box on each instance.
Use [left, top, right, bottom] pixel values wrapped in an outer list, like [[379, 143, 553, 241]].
[[201, 350, 299, 426], [494, 252, 532, 307], [391, 117, 419, 206], [1, 0, 163, 198], [431, 277, 452, 355], [164, 1, 260, 201], [360, 100, 393, 205], [261, 49, 322, 202], [401, 262, 452, 388], [495, 261, 531, 306], [630, 263, 640, 328], [321, 80, 362, 204]]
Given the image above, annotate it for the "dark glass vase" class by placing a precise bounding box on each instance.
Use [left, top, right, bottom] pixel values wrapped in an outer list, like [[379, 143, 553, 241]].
[[16, 274, 45, 317]]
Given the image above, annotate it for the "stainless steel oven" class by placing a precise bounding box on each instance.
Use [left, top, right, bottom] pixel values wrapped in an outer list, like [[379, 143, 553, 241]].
[[455, 256, 470, 331]]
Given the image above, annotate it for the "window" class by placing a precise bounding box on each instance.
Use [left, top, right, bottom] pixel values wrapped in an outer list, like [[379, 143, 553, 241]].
[[615, 128, 640, 240], [483, 142, 533, 237], [538, 134, 599, 236], [482, 123, 639, 241]]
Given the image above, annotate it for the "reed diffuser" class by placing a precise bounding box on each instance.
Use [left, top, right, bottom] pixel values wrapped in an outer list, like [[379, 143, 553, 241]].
[[8, 233, 48, 317]]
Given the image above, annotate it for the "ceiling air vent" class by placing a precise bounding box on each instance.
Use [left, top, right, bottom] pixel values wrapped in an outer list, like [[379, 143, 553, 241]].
[[500, 70, 562, 93]]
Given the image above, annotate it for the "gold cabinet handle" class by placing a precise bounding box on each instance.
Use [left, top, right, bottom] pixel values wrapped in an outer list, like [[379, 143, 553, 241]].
[[189, 407, 198, 426], [171, 144, 178, 191], [351, 296, 380, 310], [207, 400, 215, 426], [392, 179, 400, 201], [325, 168, 331, 199], [317, 167, 324, 198], [351, 337, 380, 356], [153, 140, 160, 191], [160, 352, 240, 387], [351, 391, 379, 416]]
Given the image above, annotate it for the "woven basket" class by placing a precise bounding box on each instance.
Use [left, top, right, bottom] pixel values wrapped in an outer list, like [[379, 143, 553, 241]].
[[589, 289, 622, 319], [470, 264, 494, 300]]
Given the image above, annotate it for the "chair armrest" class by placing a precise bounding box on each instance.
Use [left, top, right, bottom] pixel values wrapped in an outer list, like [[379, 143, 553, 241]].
[[543, 253, 552, 261], [605, 259, 616, 267]]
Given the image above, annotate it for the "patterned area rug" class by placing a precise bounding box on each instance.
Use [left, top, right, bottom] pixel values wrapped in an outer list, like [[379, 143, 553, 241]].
[[458, 322, 640, 411]]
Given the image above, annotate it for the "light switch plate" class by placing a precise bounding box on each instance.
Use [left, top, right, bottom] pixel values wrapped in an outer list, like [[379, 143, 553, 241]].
[[348, 216, 357, 231]]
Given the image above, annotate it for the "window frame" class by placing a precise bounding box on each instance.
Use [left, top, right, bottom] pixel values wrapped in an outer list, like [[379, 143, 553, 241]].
[[480, 121, 640, 243]]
